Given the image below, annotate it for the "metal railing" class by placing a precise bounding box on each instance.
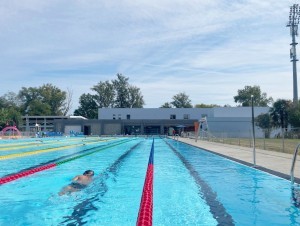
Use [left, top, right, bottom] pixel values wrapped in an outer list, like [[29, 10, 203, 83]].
[[291, 143, 300, 186]]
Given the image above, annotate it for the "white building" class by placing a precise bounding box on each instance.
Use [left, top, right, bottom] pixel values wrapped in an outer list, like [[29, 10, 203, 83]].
[[51, 107, 270, 137]]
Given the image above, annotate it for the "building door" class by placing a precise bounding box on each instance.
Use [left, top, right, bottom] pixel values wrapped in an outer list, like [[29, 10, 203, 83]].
[[84, 125, 91, 135], [144, 126, 160, 135]]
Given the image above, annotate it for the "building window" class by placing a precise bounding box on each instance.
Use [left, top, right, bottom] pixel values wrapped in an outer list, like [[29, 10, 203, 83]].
[[113, 114, 116, 120], [127, 114, 130, 120], [170, 114, 176, 119], [183, 114, 190, 119]]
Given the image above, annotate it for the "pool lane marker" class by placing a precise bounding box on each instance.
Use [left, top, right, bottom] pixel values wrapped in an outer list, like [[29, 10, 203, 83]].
[[0, 139, 131, 185], [2, 143, 111, 178], [165, 140, 235, 226], [137, 139, 154, 226], [0, 137, 108, 151], [0, 138, 113, 160]]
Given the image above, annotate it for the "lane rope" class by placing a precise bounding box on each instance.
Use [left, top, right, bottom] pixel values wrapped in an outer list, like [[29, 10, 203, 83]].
[[0, 138, 113, 160], [0, 139, 131, 185], [137, 138, 154, 226]]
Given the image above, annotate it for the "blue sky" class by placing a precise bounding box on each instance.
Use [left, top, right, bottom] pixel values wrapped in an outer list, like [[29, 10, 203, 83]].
[[0, 1, 298, 113]]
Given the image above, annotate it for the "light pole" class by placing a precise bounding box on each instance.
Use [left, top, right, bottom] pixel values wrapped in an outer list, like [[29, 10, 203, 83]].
[[25, 106, 30, 137], [287, 4, 300, 106], [251, 95, 256, 167]]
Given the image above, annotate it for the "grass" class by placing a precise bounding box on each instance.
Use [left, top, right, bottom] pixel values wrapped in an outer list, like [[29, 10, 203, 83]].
[[208, 137, 300, 154]]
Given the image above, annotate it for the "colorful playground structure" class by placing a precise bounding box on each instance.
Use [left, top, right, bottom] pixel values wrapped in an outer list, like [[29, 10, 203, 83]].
[[0, 125, 22, 139]]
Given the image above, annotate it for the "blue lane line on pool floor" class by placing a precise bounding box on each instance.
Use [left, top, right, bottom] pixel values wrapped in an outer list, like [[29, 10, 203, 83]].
[[165, 140, 235, 226]]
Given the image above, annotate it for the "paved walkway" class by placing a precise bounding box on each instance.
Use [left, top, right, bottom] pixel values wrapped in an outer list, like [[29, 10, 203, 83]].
[[174, 136, 300, 183]]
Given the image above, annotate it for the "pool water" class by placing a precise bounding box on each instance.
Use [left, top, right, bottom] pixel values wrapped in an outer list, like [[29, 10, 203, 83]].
[[0, 137, 299, 225]]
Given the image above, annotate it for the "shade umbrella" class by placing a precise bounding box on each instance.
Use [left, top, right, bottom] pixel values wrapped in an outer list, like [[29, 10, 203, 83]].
[[176, 125, 186, 134]]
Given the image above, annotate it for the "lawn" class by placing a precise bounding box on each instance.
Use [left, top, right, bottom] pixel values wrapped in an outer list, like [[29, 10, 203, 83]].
[[209, 137, 300, 154]]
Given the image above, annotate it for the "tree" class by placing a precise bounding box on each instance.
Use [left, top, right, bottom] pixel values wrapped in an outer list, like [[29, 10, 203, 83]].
[[27, 99, 52, 115], [0, 92, 21, 109], [74, 93, 98, 119], [91, 81, 115, 108], [39, 84, 67, 115], [110, 73, 144, 108], [0, 107, 22, 130], [160, 102, 173, 108], [62, 88, 73, 116], [288, 103, 300, 128], [195, 103, 220, 108], [74, 74, 145, 116], [18, 84, 69, 116], [0, 92, 22, 129], [269, 99, 292, 129], [112, 74, 130, 108], [171, 92, 193, 108], [234, 85, 273, 107], [18, 87, 41, 113], [255, 113, 272, 138], [128, 85, 145, 108]]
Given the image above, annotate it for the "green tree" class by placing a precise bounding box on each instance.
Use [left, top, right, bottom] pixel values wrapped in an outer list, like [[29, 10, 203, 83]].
[[111, 73, 144, 108], [171, 92, 193, 108], [74, 74, 145, 115], [288, 103, 300, 128], [160, 102, 173, 108], [91, 81, 115, 108], [28, 100, 52, 115], [195, 103, 220, 108], [0, 92, 22, 129], [234, 85, 273, 107], [74, 93, 98, 119], [18, 87, 41, 113], [269, 99, 292, 129], [112, 74, 130, 108], [39, 84, 67, 115], [0, 92, 21, 109], [0, 107, 22, 130], [128, 85, 145, 108], [255, 113, 272, 138], [18, 84, 69, 116]]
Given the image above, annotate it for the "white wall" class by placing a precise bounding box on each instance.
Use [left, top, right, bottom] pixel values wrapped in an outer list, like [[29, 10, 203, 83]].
[[99, 108, 213, 120], [98, 107, 270, 120], [64, 125, 81, 134], [213, 107, 269, 118]]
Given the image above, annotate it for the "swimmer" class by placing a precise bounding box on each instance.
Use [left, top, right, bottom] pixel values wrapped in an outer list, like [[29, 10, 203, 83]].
[[59, 170, 94, 195]]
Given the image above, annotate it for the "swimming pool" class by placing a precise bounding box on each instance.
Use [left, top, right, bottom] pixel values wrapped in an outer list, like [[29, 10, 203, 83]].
[[0, 136, 299, 225]]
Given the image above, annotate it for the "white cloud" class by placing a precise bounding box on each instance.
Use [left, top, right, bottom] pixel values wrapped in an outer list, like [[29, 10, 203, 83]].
[[0, 0, 298, 112]]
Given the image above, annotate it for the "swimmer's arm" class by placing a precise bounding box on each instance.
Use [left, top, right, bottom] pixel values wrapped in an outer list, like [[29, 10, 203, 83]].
[[72, 175, 80, 182]]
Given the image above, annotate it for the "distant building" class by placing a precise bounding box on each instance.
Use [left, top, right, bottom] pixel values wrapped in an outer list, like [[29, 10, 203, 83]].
[[49, 107, 269, 137], [21, 115, 87, 136]]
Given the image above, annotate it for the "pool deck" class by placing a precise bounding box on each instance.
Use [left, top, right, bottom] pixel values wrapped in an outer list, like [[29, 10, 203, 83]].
[[174, 137, 300, 184]]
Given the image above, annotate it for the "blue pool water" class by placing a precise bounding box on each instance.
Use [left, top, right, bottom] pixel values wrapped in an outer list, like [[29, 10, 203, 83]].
[[0, 137, 299, 225]]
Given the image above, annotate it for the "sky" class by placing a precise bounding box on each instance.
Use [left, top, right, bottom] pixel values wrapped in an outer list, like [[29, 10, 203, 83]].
[[0, 1, 298, 114]]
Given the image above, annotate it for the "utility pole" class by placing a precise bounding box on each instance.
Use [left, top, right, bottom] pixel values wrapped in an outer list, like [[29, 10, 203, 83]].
[[287, 4, 300, 106], [251, 95, 256, 167]]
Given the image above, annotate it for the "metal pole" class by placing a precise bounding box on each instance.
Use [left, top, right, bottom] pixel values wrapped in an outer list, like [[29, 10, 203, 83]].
[[291, 24, 299, 105], [251, 95, 256, 167], [287, 4, 300, 106], [26, 114, 29, 136]]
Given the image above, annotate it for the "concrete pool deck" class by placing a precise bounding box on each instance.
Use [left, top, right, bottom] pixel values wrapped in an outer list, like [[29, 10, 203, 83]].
[[173, 137, 300, 184]]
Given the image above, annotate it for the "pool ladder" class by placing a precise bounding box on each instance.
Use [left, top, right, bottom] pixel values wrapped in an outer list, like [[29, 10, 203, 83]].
[[291, 143, 300, 186], [291, 144, 300, 206]]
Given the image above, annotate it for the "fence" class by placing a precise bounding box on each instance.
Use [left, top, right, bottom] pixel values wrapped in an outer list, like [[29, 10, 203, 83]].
[[187, 129, 300, 155]]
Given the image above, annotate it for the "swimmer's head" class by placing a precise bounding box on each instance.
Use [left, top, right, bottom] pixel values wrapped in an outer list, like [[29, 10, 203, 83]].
[[83, 170, 94, 177]]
